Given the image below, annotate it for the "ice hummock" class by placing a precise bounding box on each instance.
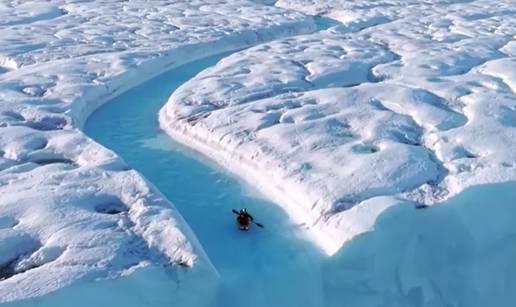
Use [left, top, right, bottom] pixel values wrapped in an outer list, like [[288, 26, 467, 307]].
[[160, 0, 516, 254]]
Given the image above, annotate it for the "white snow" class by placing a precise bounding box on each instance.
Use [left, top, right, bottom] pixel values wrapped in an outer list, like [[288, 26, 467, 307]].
[[0, 0, 316, 302], [0, 128, 217, 302], [2, 0, 516, 304], [161, 0, 516, 254]]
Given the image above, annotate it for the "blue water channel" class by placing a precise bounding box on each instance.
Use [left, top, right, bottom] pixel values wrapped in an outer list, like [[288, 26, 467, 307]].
[[84, 53, 326, 306]]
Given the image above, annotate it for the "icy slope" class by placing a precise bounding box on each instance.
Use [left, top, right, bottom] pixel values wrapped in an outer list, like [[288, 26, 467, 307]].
[[321, 182, 516, 307], [160, 0, 516, 254], [0, 0, 316, 302]]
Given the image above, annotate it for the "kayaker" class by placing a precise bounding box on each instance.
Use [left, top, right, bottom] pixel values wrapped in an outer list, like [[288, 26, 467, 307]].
[[236, 208, 254, 231]]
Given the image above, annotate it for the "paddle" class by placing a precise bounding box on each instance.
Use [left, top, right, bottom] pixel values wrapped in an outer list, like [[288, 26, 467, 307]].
[[232, 209, 264, 228]]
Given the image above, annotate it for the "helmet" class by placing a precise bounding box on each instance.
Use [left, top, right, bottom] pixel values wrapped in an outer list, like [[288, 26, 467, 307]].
[[240, 208, 247, 214]]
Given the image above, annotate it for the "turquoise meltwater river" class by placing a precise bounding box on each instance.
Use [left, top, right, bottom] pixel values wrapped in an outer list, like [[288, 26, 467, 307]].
[[84, 53, 326, 307]]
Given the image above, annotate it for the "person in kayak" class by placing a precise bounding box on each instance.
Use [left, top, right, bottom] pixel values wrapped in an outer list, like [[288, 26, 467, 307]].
[[236, 208, 254, 231]]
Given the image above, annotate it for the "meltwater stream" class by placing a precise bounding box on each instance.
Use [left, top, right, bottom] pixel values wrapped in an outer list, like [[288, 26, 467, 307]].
[[84, 53, 326, 307]]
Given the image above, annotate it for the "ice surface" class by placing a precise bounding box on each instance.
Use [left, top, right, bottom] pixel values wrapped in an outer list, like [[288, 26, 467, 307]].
[[161, 0, 516, 254], [322, 182, 516, 307], [1, 0, 516, 304], [0, 0, 316, 302]]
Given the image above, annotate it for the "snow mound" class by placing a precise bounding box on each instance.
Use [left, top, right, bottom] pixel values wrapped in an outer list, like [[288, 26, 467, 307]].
[[161, 0, 516, 254], [0, 127, 212, 301], [323, 182, 516, 307]]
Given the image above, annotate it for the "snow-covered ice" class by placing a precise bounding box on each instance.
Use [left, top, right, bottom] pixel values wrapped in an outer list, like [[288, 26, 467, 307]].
[[321, 182, 516, 307], [0, 0, 316, 302], [160, 0, 516, 254], [1, 0, 516, 304]]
